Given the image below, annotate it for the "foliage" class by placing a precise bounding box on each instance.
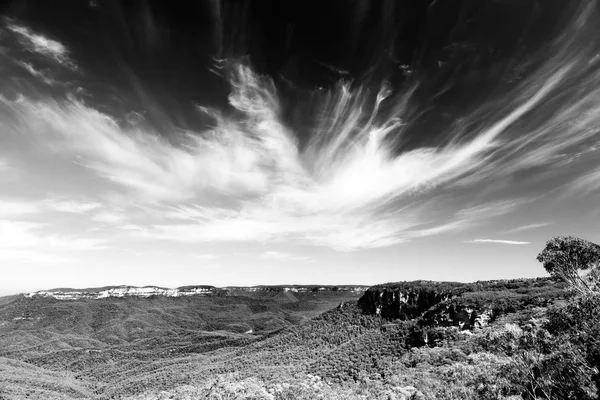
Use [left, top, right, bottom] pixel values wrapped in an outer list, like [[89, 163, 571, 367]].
[[497, 321, 596, 400], [1, 270, 598, 399], [537, 236, 600, 295], [546, 294, 600, 396], [493, 235, 600, 399]]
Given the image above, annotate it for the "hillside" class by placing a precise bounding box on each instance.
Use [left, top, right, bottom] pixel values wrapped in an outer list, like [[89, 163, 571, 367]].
[[0, 285, 367, 398], [0, 278, 587, 399]]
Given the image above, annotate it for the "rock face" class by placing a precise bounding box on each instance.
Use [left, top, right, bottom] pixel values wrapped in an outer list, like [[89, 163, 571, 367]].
[[421, 303, 495, 330], [357, 278, 569, 330], [24, 285, 369, 301], [357, 281, 496, 330], [358, 285, 452, 321], [24, 286, 214, 300]]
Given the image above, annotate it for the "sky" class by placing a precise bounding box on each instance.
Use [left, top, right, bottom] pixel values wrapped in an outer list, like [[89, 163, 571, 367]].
[[1, 0, 600, 295]]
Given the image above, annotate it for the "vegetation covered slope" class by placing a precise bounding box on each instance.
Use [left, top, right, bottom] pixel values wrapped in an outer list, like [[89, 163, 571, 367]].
[[120, 237, 599, 400], [0, 277, 572, 399], [0, 287, 364, 399], [1, 236, 599, 399]]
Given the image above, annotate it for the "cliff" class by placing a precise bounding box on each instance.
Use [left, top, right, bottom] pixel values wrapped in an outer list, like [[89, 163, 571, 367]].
[[357, 278, 566, 330], [24, 285, 369, 300]]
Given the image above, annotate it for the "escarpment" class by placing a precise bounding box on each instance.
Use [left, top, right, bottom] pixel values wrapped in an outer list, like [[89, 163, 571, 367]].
[[24, 285, 369, 300], [358, 278, 566, 330], [357, 283, 453, 320]]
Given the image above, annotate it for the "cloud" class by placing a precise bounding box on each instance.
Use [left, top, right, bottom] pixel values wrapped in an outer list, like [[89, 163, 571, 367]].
[[7, 22, 77, 70], [0, 220, 106, 250], [15, 61, 56, 85], [90, 210, 125, 224], [465, 239, 531, 245], [0, 159, 19, 180], [261, 251, 290, 259], [410, 220, 470, 238], [0, 219, 107, 265], [1, 197, 103, 217], [0, 199, 39, 217], [141, 208, 421, 251], [261, 251, 312, 261], [565, 166, 600, 195], [0, 60, 582, 251], [0, 249, 70, 265], [0, 220, 45, 248], [43, 198, 102, 214], [190, 253, 218, 260], [2, 6, 600, 252], [1, 96, 278, 204], [504, 222, 553, 234]]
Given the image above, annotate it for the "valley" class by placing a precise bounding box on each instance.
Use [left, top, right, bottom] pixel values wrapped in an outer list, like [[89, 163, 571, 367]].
[[0, 278, 586, 399]]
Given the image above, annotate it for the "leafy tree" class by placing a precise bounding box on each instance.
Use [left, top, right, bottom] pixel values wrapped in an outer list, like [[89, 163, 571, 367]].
[[546, 294, 600, 397], [536, 236, 600, 295]]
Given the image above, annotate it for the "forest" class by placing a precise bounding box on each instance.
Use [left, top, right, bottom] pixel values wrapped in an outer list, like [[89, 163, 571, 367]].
[[0, 236, 599, 399]]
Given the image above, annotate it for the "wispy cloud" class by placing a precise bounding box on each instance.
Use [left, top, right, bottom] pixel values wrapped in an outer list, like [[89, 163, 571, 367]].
[[0, 200, 39, 218], [1, 6, 600, 252], [261, 251, 290, 259], [190, 253, 218, 260], [0, 159, 19, 180], [465, 239, 531, 245], [0, 248, 70, 265], [7, 22, 77, 70], [504, 222, 553, 234], [565, 166, 600, 195], [0, 220, 106, 251], [0, 219, 107, 265], [0, 59, 589, 251], [20, 66, 562, 249], [90, 210, 125, 224], [15, 60, 56, 85], [43, 198, 102, 214], [261, 251, 312, 261], [202, 264, 222, 270], [0, 220, 45, 248], [1, 197, 105, 220]]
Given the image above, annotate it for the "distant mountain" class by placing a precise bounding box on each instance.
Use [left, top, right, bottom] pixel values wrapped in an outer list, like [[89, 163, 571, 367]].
[[23, 285, 369, 300]]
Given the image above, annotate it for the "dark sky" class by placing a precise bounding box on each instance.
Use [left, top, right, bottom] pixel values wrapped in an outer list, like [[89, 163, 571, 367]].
[[1, 0, 600, 294], [2, 0, 585, 139]]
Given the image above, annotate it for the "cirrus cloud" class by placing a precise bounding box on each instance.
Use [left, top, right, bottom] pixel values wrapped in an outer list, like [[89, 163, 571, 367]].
[[7, 21, 77, 70], [465, 239, 531, 245], [0, 219, 107, 265], [2, 11, 600, 252]]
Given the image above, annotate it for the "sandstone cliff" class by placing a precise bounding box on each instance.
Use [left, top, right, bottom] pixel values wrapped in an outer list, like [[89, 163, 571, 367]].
[[24, 285, 369, 300], [357, 278, 564, 330]]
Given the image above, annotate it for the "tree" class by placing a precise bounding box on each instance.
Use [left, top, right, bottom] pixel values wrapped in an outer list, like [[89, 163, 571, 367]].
[[536, 236, 600, 295]]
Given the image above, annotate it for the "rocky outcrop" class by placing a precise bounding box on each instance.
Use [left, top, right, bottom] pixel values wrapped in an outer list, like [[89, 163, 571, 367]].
[[24, 285, 369, 300], [421, 303, 495, 329], [357, 280, 527, 330], [358, 284, 453, 321]]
